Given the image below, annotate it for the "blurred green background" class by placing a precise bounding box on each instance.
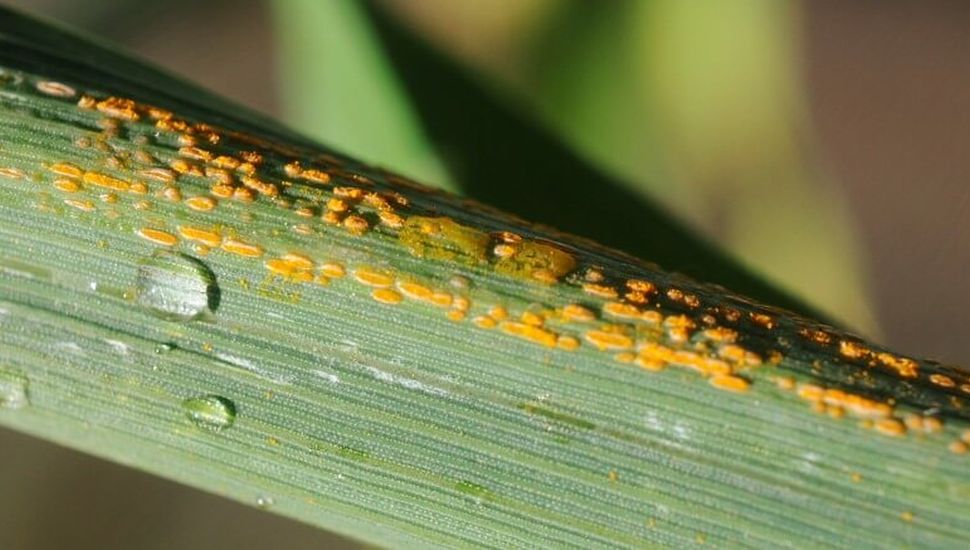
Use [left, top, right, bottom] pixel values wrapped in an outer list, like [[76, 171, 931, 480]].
[[2, 1, 969, 548]]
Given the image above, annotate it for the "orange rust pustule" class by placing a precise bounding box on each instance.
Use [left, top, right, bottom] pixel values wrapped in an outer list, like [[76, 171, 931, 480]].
[[772, 331, 970, 421]]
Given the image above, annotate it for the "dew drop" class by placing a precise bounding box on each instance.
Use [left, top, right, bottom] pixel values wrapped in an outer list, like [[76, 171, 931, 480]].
[[136, 250, 219, 321], [449, 275, 471, 290], [455, 480, 491, 502], [154, 342, 176, 354], [255, 494, 275, 509], [0, 366, 29, 410], [182, 395, 236, 430]]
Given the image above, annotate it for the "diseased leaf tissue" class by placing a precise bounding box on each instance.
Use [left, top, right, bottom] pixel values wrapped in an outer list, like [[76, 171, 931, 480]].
[[0, 54, 968, 547]]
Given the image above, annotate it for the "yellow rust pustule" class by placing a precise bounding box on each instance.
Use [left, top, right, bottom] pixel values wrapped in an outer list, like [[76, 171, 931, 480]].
[[399, 216, 489, 265], [83, 171, 130, 192], [353, 266, 395, 288], [178, 225, 221, 247], [49, 162, 82, 178], [64, 199, 95, 212], [371, 288, 403, 305], [221, 238, 263, 258], [0, 167, 26, 179], [36, 80, 76, 98], [500, 321, 557, 348], [493, 239, 577, 284], [136, 227, 178, 246]]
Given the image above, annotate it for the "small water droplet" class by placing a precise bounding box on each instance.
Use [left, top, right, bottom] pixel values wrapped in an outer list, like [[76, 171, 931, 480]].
[[0, 366, 29, 409], [255, 494, 274, 508], [136, 250, 219, 321], [449, 275, 471, 289], [154, 342, 176, 354], [182, 395, 236, 430], [103, 339, 130, 355]]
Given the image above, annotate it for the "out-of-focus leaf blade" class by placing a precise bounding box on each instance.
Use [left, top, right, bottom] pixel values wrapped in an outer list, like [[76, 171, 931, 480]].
[[273, 0, 454, 191], [642, 0, 876, 333], [363, 1, 835, 324]]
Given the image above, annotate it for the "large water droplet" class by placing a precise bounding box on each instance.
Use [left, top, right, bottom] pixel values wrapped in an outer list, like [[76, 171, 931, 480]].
[[0, 366, 29, 410], [136, 251, 219, 321], [182, 395, 236, 430]]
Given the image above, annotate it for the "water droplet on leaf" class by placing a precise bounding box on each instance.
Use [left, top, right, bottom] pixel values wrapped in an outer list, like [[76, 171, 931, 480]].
[[256, 495, 274, 508], [182, 395, 236, 430], [136, 251, 219, 321], [154, 342, 176, 354], [0, 366, 29, 409]]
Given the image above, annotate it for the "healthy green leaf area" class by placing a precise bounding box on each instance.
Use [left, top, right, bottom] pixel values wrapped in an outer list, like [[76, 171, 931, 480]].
[[0, 10, 968, 550]]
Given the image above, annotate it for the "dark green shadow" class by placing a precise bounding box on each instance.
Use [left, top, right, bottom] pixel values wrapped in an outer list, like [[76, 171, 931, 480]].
[[364, 2, 835, 324]]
